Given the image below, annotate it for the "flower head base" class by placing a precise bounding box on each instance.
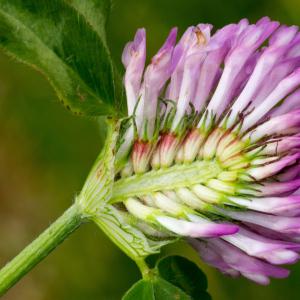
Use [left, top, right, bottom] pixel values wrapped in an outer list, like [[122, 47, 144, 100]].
[[115, 17, 300, 285]]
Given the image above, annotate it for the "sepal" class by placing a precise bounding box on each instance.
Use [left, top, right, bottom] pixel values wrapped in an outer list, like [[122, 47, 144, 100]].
[[93, 205, 174, 260], [77, 118, 119, 215]]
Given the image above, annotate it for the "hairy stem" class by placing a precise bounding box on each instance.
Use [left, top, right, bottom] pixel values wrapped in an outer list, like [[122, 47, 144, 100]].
[[0, 203, 83, 296]]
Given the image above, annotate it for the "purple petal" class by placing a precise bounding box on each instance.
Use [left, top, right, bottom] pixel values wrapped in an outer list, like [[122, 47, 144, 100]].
[[190, 238, 289, 285], [262, 135, 300, 155], [137, 28, 178, 137], [242, 68, 300, 131], [205, 19, 279, 118], [244, 109, 300, 141], [122, 28, 146, 115], [122, 28, 146, 67], [258, 179, 300, 196], [276, 164, 300, 181], [143, 27, 178, 89], [171, 52, 206, 129], [156, 216, 239, 238], [229, 195, 300, 217], [189, 238, 240, 277], [248, 56, 300, 111], [222, 227, 300, 264], [218, 208, 300, 236], [246, 153, 300, 181], [286, 32, 300, 58], [269, 25, 298, 47], [165, 26, 198, 102], [193, 24, 239, 112], [228, 27, 297, 126], [171, 25, 214, 129], [271, 88, 300, 117], [193, 49, 225, 112]]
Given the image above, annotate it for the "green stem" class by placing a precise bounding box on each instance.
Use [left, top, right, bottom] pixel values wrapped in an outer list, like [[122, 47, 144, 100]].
[[135, 259, 154, 280], [0, 203, 83, 296]]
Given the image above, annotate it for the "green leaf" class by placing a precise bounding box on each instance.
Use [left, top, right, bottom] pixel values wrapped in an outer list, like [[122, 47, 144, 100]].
[[154, 278, 191, 300], [123, 278, 192, 300], [122, 280, 154, 300], [157, 256, 212, 300], [0, 0, 122, 116]]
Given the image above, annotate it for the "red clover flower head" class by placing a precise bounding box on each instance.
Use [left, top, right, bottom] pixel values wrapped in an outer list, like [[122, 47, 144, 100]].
[[116, 17, 300, 285]]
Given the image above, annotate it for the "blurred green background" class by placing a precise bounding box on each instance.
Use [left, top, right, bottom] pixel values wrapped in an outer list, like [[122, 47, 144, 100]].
[[1, 0, 300, 299]]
